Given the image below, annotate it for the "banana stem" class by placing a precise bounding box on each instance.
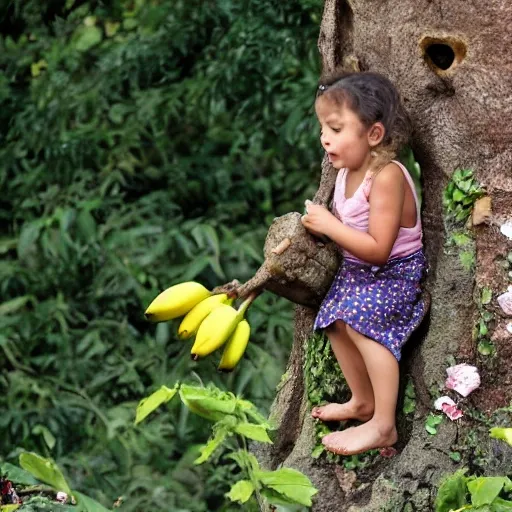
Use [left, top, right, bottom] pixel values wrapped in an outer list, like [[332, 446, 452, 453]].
[[236, 291, 260, 319]]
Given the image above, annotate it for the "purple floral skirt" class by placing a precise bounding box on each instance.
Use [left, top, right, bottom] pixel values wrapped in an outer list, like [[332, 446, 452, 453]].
[[314, 250, 428, 361]]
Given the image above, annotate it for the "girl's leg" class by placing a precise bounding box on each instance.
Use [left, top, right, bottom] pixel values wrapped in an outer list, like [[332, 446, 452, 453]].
[[311, 320, 374, 422], [322, 325, 399, 455]]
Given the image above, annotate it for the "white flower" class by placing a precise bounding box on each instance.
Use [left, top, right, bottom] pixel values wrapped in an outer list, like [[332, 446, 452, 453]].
[[56, 492, 68, 503]]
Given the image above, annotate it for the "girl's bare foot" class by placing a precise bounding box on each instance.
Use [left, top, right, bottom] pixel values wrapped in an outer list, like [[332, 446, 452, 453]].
[[321, 419, 397, 456], [311, 400, 374, 422]]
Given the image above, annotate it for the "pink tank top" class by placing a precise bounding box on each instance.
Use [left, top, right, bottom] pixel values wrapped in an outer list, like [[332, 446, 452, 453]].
[[332, 160, 423, 263]]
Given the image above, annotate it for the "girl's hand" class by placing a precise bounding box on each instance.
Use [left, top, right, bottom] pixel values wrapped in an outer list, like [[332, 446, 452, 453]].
[[301, 203, 337, 237]]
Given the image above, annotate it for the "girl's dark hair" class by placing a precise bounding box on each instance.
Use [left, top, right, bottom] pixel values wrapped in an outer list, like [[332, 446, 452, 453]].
[[317, 71, 411, 160]]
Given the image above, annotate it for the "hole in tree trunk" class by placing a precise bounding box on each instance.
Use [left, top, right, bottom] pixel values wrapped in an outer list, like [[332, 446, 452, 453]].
[[420, 36, 467, 74], [426, 44, 455, 70]]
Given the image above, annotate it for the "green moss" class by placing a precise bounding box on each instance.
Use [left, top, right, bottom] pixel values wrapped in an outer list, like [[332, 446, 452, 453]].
[[304, 332, 378, 468], [304, 332, 348, 407]]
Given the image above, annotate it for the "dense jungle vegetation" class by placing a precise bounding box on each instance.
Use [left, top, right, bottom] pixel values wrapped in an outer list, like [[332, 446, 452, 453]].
[[0, 0, 324, 510]]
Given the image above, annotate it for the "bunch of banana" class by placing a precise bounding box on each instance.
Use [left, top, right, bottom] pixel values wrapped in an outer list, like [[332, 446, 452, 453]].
[[144, 281, 255, 371], [190, 295, 253, 372]]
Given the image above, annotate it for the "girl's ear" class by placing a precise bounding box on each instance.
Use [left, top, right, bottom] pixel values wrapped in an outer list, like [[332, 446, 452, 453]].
[[368, 122, 385, 147]]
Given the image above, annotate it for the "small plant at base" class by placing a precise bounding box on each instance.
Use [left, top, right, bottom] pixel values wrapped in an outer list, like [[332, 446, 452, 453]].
[[135, 382, 318, 509], [474, 286, 496, 357], [443, 168, 485, 225], [425, 413, 443, 435], [442, 169, 485, 273], [402, 379, 416, 416]]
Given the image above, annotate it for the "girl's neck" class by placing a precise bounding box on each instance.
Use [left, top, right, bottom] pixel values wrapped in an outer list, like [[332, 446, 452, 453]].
[[347, 151, 374, 176], [348, 151, 392, 176]]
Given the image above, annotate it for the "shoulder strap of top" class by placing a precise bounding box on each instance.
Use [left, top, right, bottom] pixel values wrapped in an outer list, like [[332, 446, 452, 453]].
[[392, 160, 421, 224]]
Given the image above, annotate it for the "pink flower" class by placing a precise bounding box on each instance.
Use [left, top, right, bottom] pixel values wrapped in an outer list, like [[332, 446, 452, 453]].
[[434, 396, 463, 420], [442, 404, 463, 420], [445, 364, 480, 397]]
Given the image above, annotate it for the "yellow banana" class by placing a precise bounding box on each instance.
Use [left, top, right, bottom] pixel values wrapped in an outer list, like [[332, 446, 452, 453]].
[[144, 282, 210, 322], [178, 293, 230, 340], [217, 319, 250, 372], [191, 304, 240, 359]]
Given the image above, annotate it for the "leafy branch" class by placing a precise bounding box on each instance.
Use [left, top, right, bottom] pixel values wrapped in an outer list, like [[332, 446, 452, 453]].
[[135, 382, 318, 509]]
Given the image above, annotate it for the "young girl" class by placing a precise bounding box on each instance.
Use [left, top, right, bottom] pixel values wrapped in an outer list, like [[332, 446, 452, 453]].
[[301, 71, 428, 456]]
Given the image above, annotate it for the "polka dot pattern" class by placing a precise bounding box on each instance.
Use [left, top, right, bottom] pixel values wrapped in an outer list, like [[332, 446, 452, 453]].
[[314, 250, 428, 361]]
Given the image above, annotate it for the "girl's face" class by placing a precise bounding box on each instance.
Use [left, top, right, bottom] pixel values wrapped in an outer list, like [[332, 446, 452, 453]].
[[315, 95, 374, 171]]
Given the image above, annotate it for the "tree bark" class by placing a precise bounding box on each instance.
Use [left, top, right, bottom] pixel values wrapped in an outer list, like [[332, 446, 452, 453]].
[[256, 1, 512, 510]]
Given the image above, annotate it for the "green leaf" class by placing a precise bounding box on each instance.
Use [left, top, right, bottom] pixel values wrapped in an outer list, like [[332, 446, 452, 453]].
[[19, 452, 72, 495], [194, 426, 229, 465], [403, 396, 416, 415], [311, 445, 324, 459], [237, 399, 272, 427], [226, 480, 255, 504], [0, 296, 32, 316], [456, 209, 471, 222], [449, 451, 462, 463], [255, 468, 318, 507], [491, 497, 512, 511], [452, 188, 466, 203], [482, 310, 494, 322], [179, 384, 237, 421], [134, 384, 178, 425], [434, 469, 468, 512], [0, 506, 21, 512], [477, 340, 494, 356], [32, 425, 56, 450], [74, 26, 103, 52], [260, 487, 301, 507], [458, 178, 473, 194], [468, 477, 508, 507], [426, 414, 443, 435], [489, 427, 512, 446], [481, 288, 493, 305], [17, 221, 42, 259], [479, 319, 488, 336], [234, 423, 272, 443], [74, 491, 112, 512], [0, 463, 40, 485]]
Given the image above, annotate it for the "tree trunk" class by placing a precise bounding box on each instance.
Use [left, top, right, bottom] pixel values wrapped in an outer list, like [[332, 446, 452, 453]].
[[256, 1, 512, 510]]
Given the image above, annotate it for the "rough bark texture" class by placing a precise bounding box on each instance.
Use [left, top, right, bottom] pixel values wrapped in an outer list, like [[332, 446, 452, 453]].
[[256, 1, 512, 510]]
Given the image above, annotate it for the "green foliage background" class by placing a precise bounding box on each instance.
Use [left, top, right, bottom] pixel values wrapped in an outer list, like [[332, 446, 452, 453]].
[[0, 0, 323, 510]]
